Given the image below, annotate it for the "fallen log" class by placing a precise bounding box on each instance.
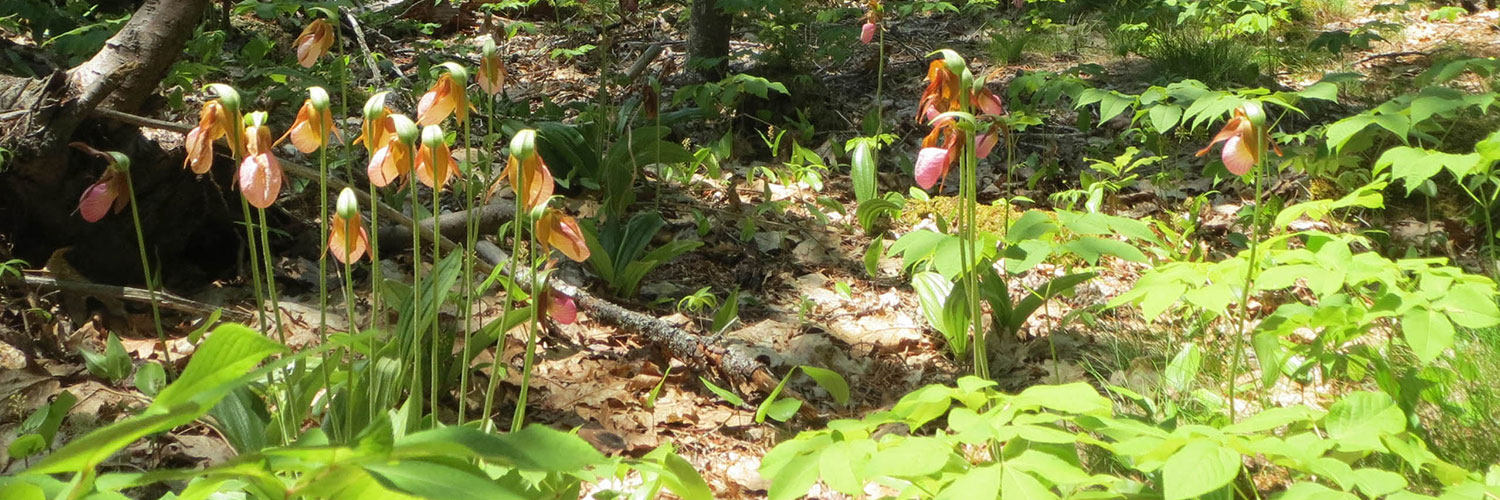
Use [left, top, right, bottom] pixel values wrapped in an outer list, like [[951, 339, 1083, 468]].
[[474, 241, 780, 395]]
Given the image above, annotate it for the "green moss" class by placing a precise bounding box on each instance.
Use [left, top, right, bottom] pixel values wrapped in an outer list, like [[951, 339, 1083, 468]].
[[900, 197, 1030, 235]]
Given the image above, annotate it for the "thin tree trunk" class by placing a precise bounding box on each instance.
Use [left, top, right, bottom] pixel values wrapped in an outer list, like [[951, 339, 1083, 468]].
[[688, 0, 732, 81]]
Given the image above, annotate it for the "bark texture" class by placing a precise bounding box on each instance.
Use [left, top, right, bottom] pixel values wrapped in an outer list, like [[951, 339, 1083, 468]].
[[688, 0, 732, 81]]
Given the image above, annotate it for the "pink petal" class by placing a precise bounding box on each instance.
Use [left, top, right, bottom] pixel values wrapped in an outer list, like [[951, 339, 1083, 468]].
[[550, 291, 578, 324], [860, 23, 876, 44], [915, 147, 950, 189], [239, 155, 283, 209], [976, 132, 998, 159], [978, 93, 1004, 116], [78, 182, 114, 222], [1221, 135, 1256, 175]]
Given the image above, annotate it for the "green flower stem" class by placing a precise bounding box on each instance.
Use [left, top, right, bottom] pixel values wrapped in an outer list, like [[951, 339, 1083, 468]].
[[430, 179, 442, 423], [368, 184, 383, 331], [408, 176, 425, 425], [251, 204, 293, 445], [317, 145, 336, 435], [479, 100, 513, 433], [124, 170, 173, 376], [334, 27, 352, 182], [459, 119, 476, 426], [1229, 136, 1267, 423], [258, 207, 286, 345], [342, 238, 358, 438], [238, 199, 269, 335], [875, 26, 884, 135], [961, 126, 985, 380], [511, 227, 540, 433], [363, 183, 383, 432]]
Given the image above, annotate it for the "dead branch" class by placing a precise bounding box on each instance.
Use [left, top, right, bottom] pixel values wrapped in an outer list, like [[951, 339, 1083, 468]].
[[474, 241, 780, 395], [6, 273, 252, 322]]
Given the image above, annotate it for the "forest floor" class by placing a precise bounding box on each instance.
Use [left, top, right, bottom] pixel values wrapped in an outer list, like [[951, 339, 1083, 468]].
[[3, 0, 1500, 497]]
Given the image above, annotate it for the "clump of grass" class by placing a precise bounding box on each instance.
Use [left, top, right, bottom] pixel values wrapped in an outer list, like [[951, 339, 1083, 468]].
[[1419, 329, 1500, 469], [1139, 28, 1263, 87]]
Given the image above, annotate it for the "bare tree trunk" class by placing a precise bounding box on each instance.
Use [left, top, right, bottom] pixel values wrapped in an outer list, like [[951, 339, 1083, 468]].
[[69, 0, 209, 115], [688, 0, 732, 81], [0, 0, 237, 289]]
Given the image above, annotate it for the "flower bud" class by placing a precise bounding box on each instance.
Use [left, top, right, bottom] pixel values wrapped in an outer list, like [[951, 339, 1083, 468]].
[[308, 86, 332, 112], [391, 114, 419, 144], [337, 187, 359, 219], [1242, 101, 1267, 128], [363, 91, 390, 121], [510, 129, 537, 160], [421, 125, 446, 150], [437, 61, 470, 86], [204, 83, 241, 113]]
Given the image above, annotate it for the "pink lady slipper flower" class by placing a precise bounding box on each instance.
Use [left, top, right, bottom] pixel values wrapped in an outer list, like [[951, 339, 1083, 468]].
[[368, 114, 418, 188], [477, 39, 507, 97], [279, 87, 341, 153], [417, 62, 473, 126], [295, 18, 334, 68], [415, 125, 461, 190], [860, 0, 882, 44], [239, 112, 284, 209], [71, 143, 132, 223], [327, 188, 371, 264], [1196, 101, 1281, 176], [183, 84, 244, 173]]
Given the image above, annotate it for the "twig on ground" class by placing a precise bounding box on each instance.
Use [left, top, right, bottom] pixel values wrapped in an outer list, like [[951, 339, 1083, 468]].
[[1354, 50, 1430, 66]]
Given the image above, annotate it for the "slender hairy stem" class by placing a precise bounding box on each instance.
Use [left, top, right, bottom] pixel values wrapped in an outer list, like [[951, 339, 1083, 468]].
[[239, 199, 267, 333], [258, 207, 286, 344], [408, 177, 425, 425], [963, 126, 985, 380], [1229, 141, 1266, 423], [342, 243, 358, 437], [430, 182, 442, 422], [124, 170, 173, 376], [334, 26, 351, 182], [511, 229, 540, 432], [368, 185, 384, 330], [875, 26, 884, 135], [459, 119, 476, 426], [258, 206, 291, 435], [479, 102, 513, 432], [316, 146, 338, 437]]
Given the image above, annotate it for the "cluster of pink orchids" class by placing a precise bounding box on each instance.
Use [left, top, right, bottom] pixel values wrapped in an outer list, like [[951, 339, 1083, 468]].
[[77, 18, 584, 319], [911, 56, 1007, 190], [905, 51, 1277, 190]]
